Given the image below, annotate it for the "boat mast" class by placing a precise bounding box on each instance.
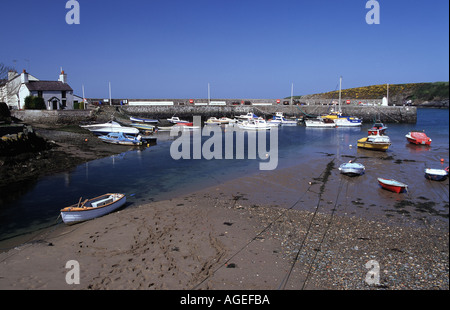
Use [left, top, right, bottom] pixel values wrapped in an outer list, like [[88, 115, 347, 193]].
[[208, 83, 210, 105], [109, 82, 112, 106], [82, 84, 86, 109], [290, 83, 294, 105], [338, 76, 342, 113]]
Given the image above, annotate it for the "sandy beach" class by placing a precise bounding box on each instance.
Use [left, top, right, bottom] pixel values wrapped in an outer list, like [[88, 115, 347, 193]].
[[0, 150, 448, 290]]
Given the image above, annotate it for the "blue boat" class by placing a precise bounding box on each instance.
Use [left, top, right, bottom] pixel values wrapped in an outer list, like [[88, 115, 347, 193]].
[[98, 132, 142, 146]]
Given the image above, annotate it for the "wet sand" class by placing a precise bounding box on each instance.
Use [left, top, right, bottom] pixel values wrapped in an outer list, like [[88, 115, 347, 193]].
[[0, 153, 448, 290]]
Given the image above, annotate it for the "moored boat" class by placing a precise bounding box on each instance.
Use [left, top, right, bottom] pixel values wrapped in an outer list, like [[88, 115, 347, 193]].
[[305, 117, 336, 128], [368, 122, 388, 135], [130, 116, 159, 124], [237, 112, 258, 120], [406, 131, 432, 145], [167, 116, 189, 124], [60, 193, 126, 224], [130, 122, 156, 132], [271, 112, 298, 125], [238, 118, 271, 130], [98, 132, 142, 146], [357, 122, 391, 151], [424, 168, 448, 181], [377, 178, 408, 193], [338, 162, 365, 176], [335, 116, 362, 127], [80, 121, 139, 136]]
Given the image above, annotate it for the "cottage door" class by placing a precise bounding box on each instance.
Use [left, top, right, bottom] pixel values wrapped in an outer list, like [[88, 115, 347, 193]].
[[52, 100, 58, 110]]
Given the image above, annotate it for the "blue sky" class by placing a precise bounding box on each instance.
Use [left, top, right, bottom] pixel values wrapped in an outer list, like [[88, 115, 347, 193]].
[[1, 0, 448, 99]]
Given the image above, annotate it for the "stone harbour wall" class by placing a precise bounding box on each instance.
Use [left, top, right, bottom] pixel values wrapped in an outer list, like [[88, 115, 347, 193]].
[[8, 104, 417, 124]]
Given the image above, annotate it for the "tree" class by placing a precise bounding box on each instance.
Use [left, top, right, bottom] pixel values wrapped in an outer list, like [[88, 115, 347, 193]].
[[0, 63, 16, 84]]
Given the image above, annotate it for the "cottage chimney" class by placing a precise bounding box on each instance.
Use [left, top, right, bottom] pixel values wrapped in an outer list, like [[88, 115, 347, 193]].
[[59, 70, 67, 84], [8, 70, 17, 81], [20, 69, 29, 83]]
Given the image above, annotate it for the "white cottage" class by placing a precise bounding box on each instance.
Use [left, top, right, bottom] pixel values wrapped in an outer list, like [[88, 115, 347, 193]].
[[1, 70, 75, 110]]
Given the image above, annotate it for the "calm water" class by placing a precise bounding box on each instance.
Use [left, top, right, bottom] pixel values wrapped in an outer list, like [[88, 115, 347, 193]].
[[0, 108, 448, 248]]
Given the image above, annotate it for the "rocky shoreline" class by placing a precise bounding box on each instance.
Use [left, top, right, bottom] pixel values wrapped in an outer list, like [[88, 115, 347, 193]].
[[0, 123, 140, 189]]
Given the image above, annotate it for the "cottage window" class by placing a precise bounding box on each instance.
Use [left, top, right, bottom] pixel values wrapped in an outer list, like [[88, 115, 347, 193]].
[[62, 91, 66, 98]]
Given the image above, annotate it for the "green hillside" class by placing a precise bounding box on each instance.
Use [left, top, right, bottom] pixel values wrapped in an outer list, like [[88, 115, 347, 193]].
[[294, 82, 449, 102]]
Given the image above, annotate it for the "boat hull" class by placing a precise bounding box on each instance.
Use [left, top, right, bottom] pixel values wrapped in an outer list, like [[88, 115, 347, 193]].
[[339, 163, 365, 176], [405, 132, 432, 145], [335, 118, 362, 127], [130, 116, 158, 124], [377, 178, 408, 193], [98, 132, 142, 145], [357, 137, 390, 151], [61, 194, 126, 224], [305, 120, 336, 128], [424, 168, 448, 181]]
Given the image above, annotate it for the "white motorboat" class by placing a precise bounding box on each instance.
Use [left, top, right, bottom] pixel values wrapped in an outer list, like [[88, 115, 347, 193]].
[[424, 168, 448, 181], [167, 116, 189, 124], [237, 112, 258, 120], [238, 118, 271, 130], [60, 193, 126, 224], [80, 121, 139, 135], [271, 112, 298, 125], [305, 118, 336, 128]]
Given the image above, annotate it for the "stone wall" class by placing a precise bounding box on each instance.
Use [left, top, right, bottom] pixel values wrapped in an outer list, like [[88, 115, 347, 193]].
[[8, 104, 417, 124], [121, 104, 417, 123], [11, 110, 95, 125]]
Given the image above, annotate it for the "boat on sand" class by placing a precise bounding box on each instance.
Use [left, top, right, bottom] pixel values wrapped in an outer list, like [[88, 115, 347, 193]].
[[424, 168, 448, 181], [338, 162, 365, 176], [60, 193, 126, 224], [377, 178, 408, 193]]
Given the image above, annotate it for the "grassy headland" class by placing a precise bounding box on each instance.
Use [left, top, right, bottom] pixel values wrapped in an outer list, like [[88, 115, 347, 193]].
[[291, 82, 449, 104]]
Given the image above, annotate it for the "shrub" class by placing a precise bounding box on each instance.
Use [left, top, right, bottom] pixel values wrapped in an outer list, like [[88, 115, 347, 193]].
[[25, 96, 46, 110]]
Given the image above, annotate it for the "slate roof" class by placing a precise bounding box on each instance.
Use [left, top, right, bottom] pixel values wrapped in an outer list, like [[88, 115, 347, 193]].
[[25, 81, 73, 91]]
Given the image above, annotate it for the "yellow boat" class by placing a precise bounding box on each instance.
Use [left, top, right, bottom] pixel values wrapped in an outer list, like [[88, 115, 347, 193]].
[[357, 130, 391, 151]]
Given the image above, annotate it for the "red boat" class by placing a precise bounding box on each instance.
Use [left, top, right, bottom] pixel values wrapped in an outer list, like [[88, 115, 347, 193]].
[[405, 131, 432, 145], [377, 178, 408, 193], [368, 122, 388, 136], [175, 122, 194, 126]]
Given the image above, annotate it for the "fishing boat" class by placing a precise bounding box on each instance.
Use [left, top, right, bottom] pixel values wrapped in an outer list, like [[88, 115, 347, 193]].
[[237, 112, 258, 120], [368, 122, 388, 135], [424, 168, 448, 181], [335, 116, 362, 127], [167, 116, 189, 124], [130, 116, 159, 124], [238, 118, 271, 130], [377, 178, 408, 193], [271, 112, 298, 125], [357, 122, 391, 151], [338, 162, 365, 176], [60, 193, 126, 224], [406, 131, 432, 145], [80, 121, 139, 136], [305, 117, 336, 128], [98, 132, 143, 146]]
